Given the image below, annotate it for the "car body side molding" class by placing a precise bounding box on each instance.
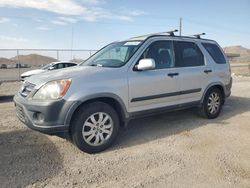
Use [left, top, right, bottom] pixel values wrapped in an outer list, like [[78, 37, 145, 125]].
[[131, 88, 202, 102]]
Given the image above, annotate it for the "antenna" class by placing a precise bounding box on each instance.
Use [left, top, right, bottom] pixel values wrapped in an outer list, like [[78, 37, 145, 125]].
[[191, 33, 206, 39]]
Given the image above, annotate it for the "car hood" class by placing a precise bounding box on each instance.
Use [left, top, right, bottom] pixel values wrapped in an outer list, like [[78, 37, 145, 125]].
[[21, 69, 46, 77], [24, 66, 118, 89]]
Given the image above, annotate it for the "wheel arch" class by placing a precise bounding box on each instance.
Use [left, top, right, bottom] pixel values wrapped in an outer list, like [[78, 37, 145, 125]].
[[65, 93, 129, 132], [201, 83, 226, 104]]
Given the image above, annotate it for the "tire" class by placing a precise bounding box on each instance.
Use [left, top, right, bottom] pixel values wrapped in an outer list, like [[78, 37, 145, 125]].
[[71, 102, 119, 153], [199, 87, 223, 119]]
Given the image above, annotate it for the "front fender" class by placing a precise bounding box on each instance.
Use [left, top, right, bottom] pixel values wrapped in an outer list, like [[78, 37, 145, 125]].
[[64, 92, 129, 126]]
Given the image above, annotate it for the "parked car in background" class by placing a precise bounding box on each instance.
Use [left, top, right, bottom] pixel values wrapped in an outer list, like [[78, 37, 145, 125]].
[[0, 64, 7, 69], [21, 61, 77, 80]]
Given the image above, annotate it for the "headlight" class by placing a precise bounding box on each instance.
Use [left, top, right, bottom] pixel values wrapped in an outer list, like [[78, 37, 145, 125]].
[[33, 79, 71, 100]]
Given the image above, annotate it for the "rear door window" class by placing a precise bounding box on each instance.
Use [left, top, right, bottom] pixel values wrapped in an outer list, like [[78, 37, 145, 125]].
[[202, 43, 226, 64], [67, 63, 76, 67], [64, 63, 73, 68], [56, 63, 64, 69], [174, 41, 204, 67]]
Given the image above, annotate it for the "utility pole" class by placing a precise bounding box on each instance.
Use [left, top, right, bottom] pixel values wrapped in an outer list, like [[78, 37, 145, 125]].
[[179, 17, 182, 36], [70, 27, 74, 60]]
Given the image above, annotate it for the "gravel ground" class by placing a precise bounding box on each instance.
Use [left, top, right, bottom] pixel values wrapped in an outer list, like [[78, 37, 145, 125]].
[[0, 76, 249, 188]]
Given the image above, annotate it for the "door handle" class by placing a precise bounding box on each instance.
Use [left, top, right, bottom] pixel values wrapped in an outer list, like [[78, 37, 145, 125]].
[[204, 69, 212, 74], [168, 73, 179, 77]]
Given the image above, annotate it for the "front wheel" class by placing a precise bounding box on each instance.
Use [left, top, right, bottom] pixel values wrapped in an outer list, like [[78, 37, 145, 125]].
[[71, 102, 119, 153], [199, 87, 223, 119]]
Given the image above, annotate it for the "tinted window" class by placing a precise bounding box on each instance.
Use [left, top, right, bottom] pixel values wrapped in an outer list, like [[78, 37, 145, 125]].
[[140, 41, 174, 69], [64, 63, 74, 68], [67, 63, 76, 67], [202, 43, 226, 64], [56, 63, 64, 69], [174, 41, 204, 67]]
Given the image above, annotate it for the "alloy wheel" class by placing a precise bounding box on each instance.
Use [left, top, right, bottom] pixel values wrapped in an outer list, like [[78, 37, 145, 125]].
[[82, 112, 113, 146]]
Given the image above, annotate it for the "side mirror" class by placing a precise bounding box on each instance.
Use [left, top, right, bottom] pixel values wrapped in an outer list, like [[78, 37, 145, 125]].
[[135, 59, 155, 71], [48, 66, 55, 70]]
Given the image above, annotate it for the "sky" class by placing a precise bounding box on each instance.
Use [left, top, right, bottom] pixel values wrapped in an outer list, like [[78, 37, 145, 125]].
[[0, 0, 250, 51]]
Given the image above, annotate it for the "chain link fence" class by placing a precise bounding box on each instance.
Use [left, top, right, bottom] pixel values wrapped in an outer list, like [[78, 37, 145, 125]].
[[0, 49, 249, 82], [0, 49, 97, 82]]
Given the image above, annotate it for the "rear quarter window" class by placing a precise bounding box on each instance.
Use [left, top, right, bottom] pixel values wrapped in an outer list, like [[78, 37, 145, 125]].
[[202, 43, 226, 64]]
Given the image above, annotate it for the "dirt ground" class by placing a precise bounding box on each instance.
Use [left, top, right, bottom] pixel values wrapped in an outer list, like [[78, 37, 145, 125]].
[[0, 68, 35, 81], [0, 76, 249, 188]]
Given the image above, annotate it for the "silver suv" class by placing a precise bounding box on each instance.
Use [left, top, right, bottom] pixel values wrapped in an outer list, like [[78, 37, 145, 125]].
[[14, 31, 232, 153]]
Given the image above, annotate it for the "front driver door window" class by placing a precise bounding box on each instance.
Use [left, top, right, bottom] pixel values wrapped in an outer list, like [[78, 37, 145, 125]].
[[139, 40, 175, 69]]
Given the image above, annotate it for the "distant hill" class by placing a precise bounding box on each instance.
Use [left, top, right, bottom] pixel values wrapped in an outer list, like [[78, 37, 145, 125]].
[[223, 46, 250, 63], [11, 54, 57, 66], [0, 57, 15, 64]]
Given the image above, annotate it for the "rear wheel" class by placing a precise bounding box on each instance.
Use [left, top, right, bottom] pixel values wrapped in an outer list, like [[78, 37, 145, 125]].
[[71, 102, 119, 153], [199, 87, 223, 119]]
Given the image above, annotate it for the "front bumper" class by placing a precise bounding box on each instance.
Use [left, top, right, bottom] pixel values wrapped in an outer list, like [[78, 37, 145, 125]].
[[14, 94, 75, 136]]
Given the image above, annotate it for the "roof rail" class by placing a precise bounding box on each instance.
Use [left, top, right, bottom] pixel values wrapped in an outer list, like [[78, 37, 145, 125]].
[[190, 33, 206, 39], [154, 29, 179, 36], [132, 29, 179, 39], [164, 29, 179, 36]]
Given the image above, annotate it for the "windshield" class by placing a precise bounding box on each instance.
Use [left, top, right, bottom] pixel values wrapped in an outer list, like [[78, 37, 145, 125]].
[[41, 63, 54, 70], [81, 41, 142, 67]]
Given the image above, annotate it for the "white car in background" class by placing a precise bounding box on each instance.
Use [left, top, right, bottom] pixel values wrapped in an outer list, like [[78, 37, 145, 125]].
[[21, 61, 77, 80]]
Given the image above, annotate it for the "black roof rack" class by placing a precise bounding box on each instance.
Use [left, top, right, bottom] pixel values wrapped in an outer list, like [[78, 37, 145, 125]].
[[164, 29, 179, 36], [153, 29, 179, 36], [190, 33, 206, 39], [130, 30, 214, 42], [131, 29, 179, 39]]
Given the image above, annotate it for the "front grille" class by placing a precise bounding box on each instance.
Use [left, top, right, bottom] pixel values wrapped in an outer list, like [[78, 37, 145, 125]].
[[20, 82, 36, 98], [16, 105, 25, 123]]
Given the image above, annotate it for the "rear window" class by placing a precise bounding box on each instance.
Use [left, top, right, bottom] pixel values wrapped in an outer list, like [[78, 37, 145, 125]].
[[202, 43, 226, 64]]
